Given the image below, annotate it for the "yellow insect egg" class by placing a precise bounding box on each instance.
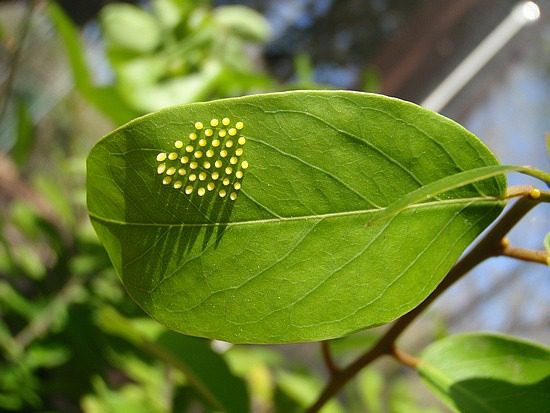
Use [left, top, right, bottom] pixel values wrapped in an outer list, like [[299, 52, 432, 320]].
[[206, 149, 214, 158], [203, 161, 211, 169], [235, 121, 244, 130], [199, 172, 207, 181], [198, 187, 206, 197], [211, 171, 220, 180], [225, 166, 233, 175], [204, 129, 213, 137], [219, 189, 227, 198], [220, 150, 228, 158], [195, 151, 203, 158], [157, 163, 166, 174], [173, 180, 183, 189], [238, 136, 246, 145], [225, 140, 234, 148], [235, 148, 243, 156], [166, 167, 176, 176], [223, 178, 230, 186], [174, 140, 183, 149], [156, 152, 167, 162], [163, 176, 172, 185], [214, 160, 223, 168], [230, 192, 238, 201], [189, 174, 197, 182], [168, 152, 178, 160], [222, 117, 230, 126], [199, 139, 207, 147], [194, 121, 203, 130], [190, 161, 198, 169], [218, 129, 227, 138], [230, 156, 238, 165], [235, 170, 243, 179], [210, 118, 219, 127], [212, 139, 221, 147], [228, 128, 237, 136], [185, 185, 193, 195], [234, 182, 241, 190], [181, 156, 189, 164], [241, 160, 249, 169], [207, 183, 215, 191], [529, 188, 541, 199], [189, 132, 197, 140], [178, 168, 186, 176], [186, 145, 194, 153]]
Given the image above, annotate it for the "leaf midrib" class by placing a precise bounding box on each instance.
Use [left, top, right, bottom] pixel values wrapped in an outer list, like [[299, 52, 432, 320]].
[[89, 196, 502, 227]]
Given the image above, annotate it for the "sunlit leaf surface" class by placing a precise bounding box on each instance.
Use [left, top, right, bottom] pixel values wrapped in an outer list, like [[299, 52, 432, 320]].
[[87, 91, 506, 343]]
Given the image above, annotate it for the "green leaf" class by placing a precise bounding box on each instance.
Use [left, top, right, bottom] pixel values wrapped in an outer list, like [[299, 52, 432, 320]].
[[389, 378, 444, 413], [276, 371, 343, 413], [47, 2, 138, 124], [47, 2, 93, 93], [156, 333, 249, 413], [418, 333, 550, 412], [97, 307, 249, 413], [87, 91, 506, 343], [358, 369, 384, 413], [11, 98, 34, 166], [152, 0, 183, 30], [100, 3, 162, 54], [118, 61, 222, 113], [213, 5, 271, 42]]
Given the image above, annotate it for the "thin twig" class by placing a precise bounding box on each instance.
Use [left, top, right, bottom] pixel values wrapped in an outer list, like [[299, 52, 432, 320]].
[[305, 195, 541, 413], [321, 341, 340, 376], [505, 185, 535, 199], [501, 244, 549, 265], [505, 186, 550, 202], [0, 0, 39, 124], [390, 345, 420, 369]]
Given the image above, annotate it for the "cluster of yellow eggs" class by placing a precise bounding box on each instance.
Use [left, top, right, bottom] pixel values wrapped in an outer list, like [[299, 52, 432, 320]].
[[156, 118, 248, 201]]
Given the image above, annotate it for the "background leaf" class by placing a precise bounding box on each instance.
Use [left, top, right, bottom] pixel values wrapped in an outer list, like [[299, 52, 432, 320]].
[[97, 307, 250, 413], [87, 91, 506, 343], [418, 333, 550, 413], [100, 3, 162, 54], [213, 5, 271, 42], [48, 2, 138, 124]]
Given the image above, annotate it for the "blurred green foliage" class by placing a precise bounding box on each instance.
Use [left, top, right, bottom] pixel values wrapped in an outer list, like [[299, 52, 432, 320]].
[[0, 1, 446, 412], [49, 0, 274, 124]]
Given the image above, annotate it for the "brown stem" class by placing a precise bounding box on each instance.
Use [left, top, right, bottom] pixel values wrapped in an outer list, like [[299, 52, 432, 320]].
[[0, 0, 40, 123], [305, 196, 540, 413], [501, 245, 549, 265], [321, 341, 340, 376], [390, 345, 420, 369]]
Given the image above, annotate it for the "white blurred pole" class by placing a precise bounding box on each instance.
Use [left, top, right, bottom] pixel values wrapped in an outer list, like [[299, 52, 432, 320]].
[[421, 1, 541, 112]]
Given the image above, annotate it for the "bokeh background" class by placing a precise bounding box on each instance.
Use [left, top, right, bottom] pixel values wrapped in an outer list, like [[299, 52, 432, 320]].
[[0, 0, 548, 412]]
